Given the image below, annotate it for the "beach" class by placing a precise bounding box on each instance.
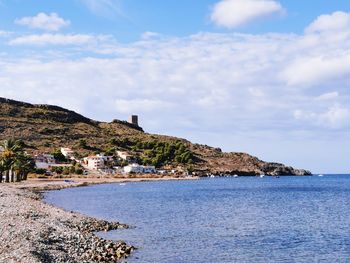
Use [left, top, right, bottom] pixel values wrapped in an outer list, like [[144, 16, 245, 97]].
[[0, 176, 197, 262]]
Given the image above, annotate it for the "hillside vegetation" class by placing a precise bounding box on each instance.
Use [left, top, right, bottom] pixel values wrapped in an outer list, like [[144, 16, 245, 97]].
[[0, 97, 311, 176]]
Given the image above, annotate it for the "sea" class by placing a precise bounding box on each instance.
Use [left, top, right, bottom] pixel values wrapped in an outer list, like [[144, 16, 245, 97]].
[[45, 175, 350, 263]]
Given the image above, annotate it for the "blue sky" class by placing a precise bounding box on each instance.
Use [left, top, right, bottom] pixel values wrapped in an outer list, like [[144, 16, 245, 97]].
[[1, 0, 349, 40], [0, 0, 350, 173]]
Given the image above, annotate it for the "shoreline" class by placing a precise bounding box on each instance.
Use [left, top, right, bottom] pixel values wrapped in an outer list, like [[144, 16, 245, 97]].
[[0, 176, 198, 262], [12, 176, 199, 191]]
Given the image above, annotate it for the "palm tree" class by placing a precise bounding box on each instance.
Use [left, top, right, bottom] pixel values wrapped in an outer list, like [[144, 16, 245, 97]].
[[0, 139, 33, 183], [0, 161, 3, 183], [1, 153, 12, 183], [12, 153, 35, 182], [1, 139, 19, 182]]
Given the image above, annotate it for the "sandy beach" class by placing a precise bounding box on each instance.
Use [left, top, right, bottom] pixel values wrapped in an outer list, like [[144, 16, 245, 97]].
[[0, 176, 197, 262]]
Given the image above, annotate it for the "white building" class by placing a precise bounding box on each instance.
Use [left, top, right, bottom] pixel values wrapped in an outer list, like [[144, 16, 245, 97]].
[[123, 163, 143, 173], [143, 166, 156, 174], [34, 154, 56, 169], [83, 154, 114, 171], [84, 156, 104, 170], [117, 151, 132, 161], [123, 164, 156, 174], [61, 147, 75, 158]]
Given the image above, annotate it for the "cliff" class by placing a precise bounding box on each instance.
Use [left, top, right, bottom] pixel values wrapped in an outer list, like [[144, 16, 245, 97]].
[[0, 97, 311, 176]]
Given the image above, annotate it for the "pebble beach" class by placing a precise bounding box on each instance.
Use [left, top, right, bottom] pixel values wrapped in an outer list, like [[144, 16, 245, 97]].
[[0, 177, 196, 262]]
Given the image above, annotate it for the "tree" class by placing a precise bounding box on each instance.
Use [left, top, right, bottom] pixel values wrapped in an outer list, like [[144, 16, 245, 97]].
[[69, 166, 76, 174], [1, 139, 21, 182], [51, 149, 67, 163], [0, 139, 34, 183], [51, 166, 63, 174], [63, 166, 70, 175], [186, 164, 194, 175], [78, 139, 88, 149], [0, 159, 3, 183], [75, 168, 83, 175], [12, 152, 35, 182], [104, 147, 116, 156]]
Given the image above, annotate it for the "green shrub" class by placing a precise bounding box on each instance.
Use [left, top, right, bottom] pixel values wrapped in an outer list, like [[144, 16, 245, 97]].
[[51, 166, 63, 174], [35, 168, 47, 175], [129, 140, 195, 167], [51, 149, 67, 163], [78, 139, 88, 149], [75, 168, 84, 175], [63, 166, 70, 175]]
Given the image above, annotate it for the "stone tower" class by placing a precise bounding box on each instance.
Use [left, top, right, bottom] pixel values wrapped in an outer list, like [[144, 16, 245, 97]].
[[128, 115, 138, 126]]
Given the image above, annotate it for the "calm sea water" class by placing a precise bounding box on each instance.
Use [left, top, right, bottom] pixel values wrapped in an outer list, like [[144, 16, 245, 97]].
[[45, 175, 350, 263]]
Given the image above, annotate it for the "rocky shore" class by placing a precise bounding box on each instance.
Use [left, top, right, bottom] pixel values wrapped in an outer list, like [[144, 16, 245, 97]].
[[0, 177, 198, 262], [0, 184, 135, 262]]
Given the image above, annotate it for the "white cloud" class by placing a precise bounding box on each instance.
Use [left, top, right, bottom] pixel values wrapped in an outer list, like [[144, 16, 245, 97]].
[[294, 105, 350, 129], [315, 92, 339, 101], [78, 0, 123, 17], [281, 54, 350, 86], [15, 13, 70, 31], [141, 31, 161, 40], [249, 88, 264, 97], [8, 33, 102, 46], [3, 28, 349, 131], [211, 0, 284, 28], [0, 30, 11, 38], [305, 11, 350, 34], [115, 99, 172, 113], [280, 12, 350, 87]]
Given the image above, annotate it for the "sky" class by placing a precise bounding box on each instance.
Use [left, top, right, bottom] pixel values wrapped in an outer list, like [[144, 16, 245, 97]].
[[0, 0, 350, 173]]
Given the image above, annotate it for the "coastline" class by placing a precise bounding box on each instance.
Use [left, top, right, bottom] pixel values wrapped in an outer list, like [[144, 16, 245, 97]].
[[0, 176, 198, 262], [12, 176, 199, 191]]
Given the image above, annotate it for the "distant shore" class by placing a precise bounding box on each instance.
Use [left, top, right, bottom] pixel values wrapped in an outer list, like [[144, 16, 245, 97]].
[[0, 176, 198, 262]]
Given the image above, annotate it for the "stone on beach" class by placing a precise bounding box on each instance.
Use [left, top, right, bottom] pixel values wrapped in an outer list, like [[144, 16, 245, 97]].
[[0, 185, 134, 262]]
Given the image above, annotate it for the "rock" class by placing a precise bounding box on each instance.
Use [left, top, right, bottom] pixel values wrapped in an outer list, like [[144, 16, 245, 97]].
[[262, 163, 312, 176]]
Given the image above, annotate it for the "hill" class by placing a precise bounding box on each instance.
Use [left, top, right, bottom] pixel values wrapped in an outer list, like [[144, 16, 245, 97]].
[[0, 97, 311, 176]]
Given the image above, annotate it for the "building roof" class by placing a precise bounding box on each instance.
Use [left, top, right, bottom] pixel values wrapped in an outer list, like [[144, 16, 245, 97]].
[[61, 147, 73, 150], [85, 155, 103, 159], [117, 151, 132, 156]]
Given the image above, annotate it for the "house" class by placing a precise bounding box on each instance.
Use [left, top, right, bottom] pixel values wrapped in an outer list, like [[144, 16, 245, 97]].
[[123, 163, 156, 174], [34, 154, 56, 169], [123, 163, 143, 173], [61, 147, 75, 158], [143, 166, 156, 174], [82, 154, 114, 171], [117, 151, 132, 161], [83, 156, 104, 170]]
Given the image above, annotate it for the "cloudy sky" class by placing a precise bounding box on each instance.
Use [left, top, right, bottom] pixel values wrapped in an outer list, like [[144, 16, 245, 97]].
[[0, 0, 349, 173]]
